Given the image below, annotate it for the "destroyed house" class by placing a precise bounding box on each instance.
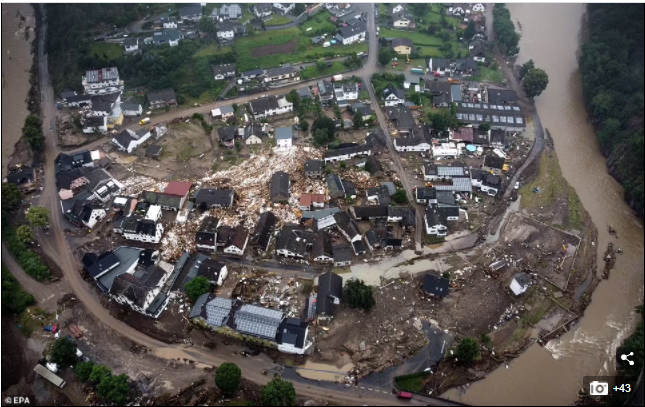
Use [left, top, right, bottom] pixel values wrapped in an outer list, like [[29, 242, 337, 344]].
[[196, 216, 220, 251], [352, 239, 366, 255], [270, 171, 291, 203], [333, 244, 353, 267], [109, 261, 174, 318], [483, 154, 506, 175], [276, 225, 316, 258], [385, 106, 416, 134], [197, 259, 228, 286], [305, 159, 324, 178], [333, 211, 361, 242], [423, 274, 450, 298], [365, 155, 385, 177], [365, 229, 383, 251], [366, 185, 392, 205], [327, 174, 346, 199], [253, 211, 277, 252], [140, 190, 183, 211], [385, 238, 403, 250], [218, 126, 238, 147], [194, 188, 234, 209], [301, 207, 340, 230], [316, 271, 343, 316], [387, 206, 413, 223], [342, 180, 357, 199], [7, 166, 36, 186], [311, 230, 333, 263]]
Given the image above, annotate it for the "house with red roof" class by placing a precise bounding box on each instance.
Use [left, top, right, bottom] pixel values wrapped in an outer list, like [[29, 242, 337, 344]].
[[163, 181, 193, 209]]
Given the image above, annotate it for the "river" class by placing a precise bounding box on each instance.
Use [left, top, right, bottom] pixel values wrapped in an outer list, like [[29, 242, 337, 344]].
[[444, 4, 644, 406], [1, 4, 35, 176]]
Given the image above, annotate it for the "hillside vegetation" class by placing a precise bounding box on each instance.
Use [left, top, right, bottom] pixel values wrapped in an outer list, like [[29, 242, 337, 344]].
[[579, 3, 644, 217]]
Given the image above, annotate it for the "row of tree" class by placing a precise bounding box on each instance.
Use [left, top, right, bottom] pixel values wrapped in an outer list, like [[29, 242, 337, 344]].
[[22, 115, 46, 153], [1, 262, 36, 315], [215, 362, 297, 405], [493, 4, 520, 56], [579, 3, 644, 217]]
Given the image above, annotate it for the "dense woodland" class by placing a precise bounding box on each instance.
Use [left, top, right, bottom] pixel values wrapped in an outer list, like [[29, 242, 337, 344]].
[[579, 4, 644, 217]]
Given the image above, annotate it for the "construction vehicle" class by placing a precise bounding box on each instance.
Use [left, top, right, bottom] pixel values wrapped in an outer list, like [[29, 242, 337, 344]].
[[448, 78, 460, 84], [425, 182, 434, 187]]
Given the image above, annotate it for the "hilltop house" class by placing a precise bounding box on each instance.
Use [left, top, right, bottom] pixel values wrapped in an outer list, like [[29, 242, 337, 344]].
[[211, 63, 237, 80], [276, 127, 293, 148], [338, 22, 366, 45], [112, 128, 152, 154], [249, 95, 293, 119], [146, 89, 177, 109], [392, 38, 414, 55]]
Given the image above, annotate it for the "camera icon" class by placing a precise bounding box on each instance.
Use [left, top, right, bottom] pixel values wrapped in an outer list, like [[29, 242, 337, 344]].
[[589, 381, 609, 396]]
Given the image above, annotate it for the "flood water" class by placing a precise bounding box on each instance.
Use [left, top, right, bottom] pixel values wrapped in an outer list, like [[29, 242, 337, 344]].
[[1, 4, 34, 176], [444, 4, 644, 405]]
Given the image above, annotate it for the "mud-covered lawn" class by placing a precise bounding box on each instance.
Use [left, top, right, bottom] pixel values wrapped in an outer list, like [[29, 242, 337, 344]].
[[252, 40, 298, 57]]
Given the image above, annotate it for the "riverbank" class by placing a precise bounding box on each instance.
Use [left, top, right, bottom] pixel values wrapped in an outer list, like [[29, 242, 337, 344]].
[[1, 4, 36, 176]]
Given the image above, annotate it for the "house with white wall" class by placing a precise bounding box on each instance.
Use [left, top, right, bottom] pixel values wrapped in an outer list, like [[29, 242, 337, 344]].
[[338, 22, 366, 45], [276, 127, 293, 148], [112, 128, 152, 154]]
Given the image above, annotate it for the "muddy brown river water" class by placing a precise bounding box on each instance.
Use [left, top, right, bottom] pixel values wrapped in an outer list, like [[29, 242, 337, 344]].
[[1, 3, 34, 176], [445, 4, 644, 405]]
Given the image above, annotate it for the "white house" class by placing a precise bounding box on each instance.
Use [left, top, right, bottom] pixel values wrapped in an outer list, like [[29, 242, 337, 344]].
[[217, 25, 235, 40], [122, 218, 165, 244], [161, 17, 178, 29], [124, 38, 139, 52], [91, 178, 124, 203], [109, 260, 174, 318], [243, 124, 264, 145], [383, 84, 405, 107], [112, 128, 153, 154], [323, 144, 371, 163], [472, 3, 486, 13], [73, 203, 106, 229], [339, 22, 366, 45], [211, 63, 237, 80], [121, 103, 142, 116], [425, 208, 448, 237], [223, 227, 249, 256], [211, 105, 235, 121], [428, 58, 451, 77], [264, 65, 300, 84], [179, 5, 202, 21], [277, 319, 312, 355], [82, 67, 122, 94], [249, 95, 293, 119], [273, 3, 295, 14], [394, 138, 431, 152], [334, 82, 359, 103], [276, 127, 293, 148], [392, 14, 415, 29], [390, 4, 406, 13], [253, 3, 273, 18], [510, 273, 531, 296], [432, 143, 461, 158]]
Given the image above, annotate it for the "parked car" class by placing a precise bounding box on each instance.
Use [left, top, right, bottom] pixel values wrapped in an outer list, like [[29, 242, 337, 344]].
[[514, 181, 520, 190]]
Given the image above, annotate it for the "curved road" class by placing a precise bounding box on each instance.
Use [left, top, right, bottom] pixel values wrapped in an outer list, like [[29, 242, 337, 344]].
[[30, 4, 459, 406]]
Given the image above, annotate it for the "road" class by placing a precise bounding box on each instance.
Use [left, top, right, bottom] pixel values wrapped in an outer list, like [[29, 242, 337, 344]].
[[27, 4, 460, 406]]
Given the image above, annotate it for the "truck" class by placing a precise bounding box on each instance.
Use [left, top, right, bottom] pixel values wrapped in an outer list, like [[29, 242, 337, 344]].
[[140, 117, 151, 125], [34, 364, 66, 388], [448, 78, 460, 84], [332, 74, 343, 82], [411, 68, 424, 75], [395, 390, 413, 399]]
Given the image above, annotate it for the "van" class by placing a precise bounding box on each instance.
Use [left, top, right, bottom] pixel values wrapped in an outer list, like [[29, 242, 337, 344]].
[[395, 390, 413, 399]]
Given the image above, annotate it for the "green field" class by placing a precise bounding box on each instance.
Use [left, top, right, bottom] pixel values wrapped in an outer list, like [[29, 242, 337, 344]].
[[381, 27, 465, 58], [301, 61, 346, 80], [265, 14, 292, 26], [235, 28, 367, 71], [89, 42, 123, 61], [301, 11, 336, 36], [193, 44, 233, 58], [470, 66, 505, 83]]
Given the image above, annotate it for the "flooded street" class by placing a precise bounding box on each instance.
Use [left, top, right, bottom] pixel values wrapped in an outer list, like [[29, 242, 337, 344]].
[[1, 4, 34, 176], [295, 361, 355, 382], [445, 4, 644, 405]]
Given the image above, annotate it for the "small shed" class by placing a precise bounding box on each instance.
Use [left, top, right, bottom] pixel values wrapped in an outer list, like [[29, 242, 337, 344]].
[[146, 145, 163, 158], [510, 273, 531, 296]]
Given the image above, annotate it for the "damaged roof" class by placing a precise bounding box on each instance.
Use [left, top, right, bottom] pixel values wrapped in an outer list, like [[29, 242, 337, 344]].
[[253, 211, 277, 251], [270, 171, 291, 202]]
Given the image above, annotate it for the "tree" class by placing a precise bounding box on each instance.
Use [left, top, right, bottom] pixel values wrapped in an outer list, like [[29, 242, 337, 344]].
[[411, 3, 430, 15], [293, 3, 306, 15], [50, 337, 78, 367], [26, 206, 50, 228], [455, 337, 480, 366], [215, 363, 242, 395], [299, 119, 309, 132], [185, 276, 211, 302], [199, 16, 215, 33], [1, 183, 22, 211], [464, 20, 477, 39], [89, 364, 112, 384], [75, 361, 96, 383], [316, 59, 327, 70], [353, 111, 364, 129], [428, 24, 437, 35], [428, 112, 449, 132], [16, 225, 35, 244], [22, 115, 46, 153], [378, 48, 393, 66], [232, 103, 239, 113], [261, 377, 297, 407], [344, 278, 376, 312], [522, 67, 549, 99], [519, 59, 535, 80], [97, 373, 130, 405], [312, 116, 336, 146], [409, 92, 421, 106], [392, 189, 409, 204], [286, 89, 300, 110], [480, 122, 491, 132]]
